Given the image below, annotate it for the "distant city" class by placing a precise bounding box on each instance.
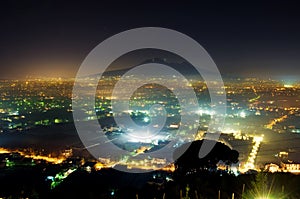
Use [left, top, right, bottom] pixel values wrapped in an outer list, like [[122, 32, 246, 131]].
[[1, 75, 300, 170], [2, 0, 300, 198], [1, 74, 300, 198]]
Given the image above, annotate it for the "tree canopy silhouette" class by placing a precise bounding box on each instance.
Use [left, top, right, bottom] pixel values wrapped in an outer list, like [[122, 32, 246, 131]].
[[174, 140, 239, 173]]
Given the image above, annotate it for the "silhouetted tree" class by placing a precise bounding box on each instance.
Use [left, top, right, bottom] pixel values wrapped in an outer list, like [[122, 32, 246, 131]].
[[174, 140, 239, 174]]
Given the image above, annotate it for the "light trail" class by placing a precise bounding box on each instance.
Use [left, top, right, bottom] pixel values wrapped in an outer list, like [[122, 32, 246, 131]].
[[249, 86, 260, 102], [23, 154, 65, 164], [265, 115, 288, 129], [241, 135, 264, 172], [0, 148, 11, 154], [0, 147, 66, 164]]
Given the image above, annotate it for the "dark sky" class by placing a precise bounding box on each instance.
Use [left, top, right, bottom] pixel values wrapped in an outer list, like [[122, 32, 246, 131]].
[[0, 0, 300, 79]]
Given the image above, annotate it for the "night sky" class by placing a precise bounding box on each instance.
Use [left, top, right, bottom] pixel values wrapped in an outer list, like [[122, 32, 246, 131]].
[[0, 1, 300, 79]]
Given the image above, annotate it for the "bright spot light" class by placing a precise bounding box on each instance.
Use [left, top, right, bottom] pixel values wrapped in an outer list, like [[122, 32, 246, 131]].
[[143, 117, 150, 123], [284, 84, 293, 88], [240, 111, 246, 118]]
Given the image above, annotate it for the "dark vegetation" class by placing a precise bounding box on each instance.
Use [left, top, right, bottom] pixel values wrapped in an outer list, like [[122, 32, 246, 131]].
[[0, 140, 300, 199]]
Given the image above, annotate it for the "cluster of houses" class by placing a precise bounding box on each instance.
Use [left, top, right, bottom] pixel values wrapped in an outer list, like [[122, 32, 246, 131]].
[[264, 151, 300, 174]]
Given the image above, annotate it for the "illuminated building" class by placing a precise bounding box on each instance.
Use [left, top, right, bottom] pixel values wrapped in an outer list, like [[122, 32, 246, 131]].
[[281, 161, 300, 174], [264, 163, 280, 173]]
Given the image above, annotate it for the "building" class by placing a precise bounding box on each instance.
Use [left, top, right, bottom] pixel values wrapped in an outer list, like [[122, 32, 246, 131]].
[[264, 163, 280, 173], [281, 161, 300, 174]]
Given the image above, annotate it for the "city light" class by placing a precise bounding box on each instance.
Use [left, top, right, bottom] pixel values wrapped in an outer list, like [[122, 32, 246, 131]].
[[284, 84, 294, 88], [240, 111, 246, 118], [143, 116, 150, 123], [241, 135, 264, 172], [1, 2, 300, 198]]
